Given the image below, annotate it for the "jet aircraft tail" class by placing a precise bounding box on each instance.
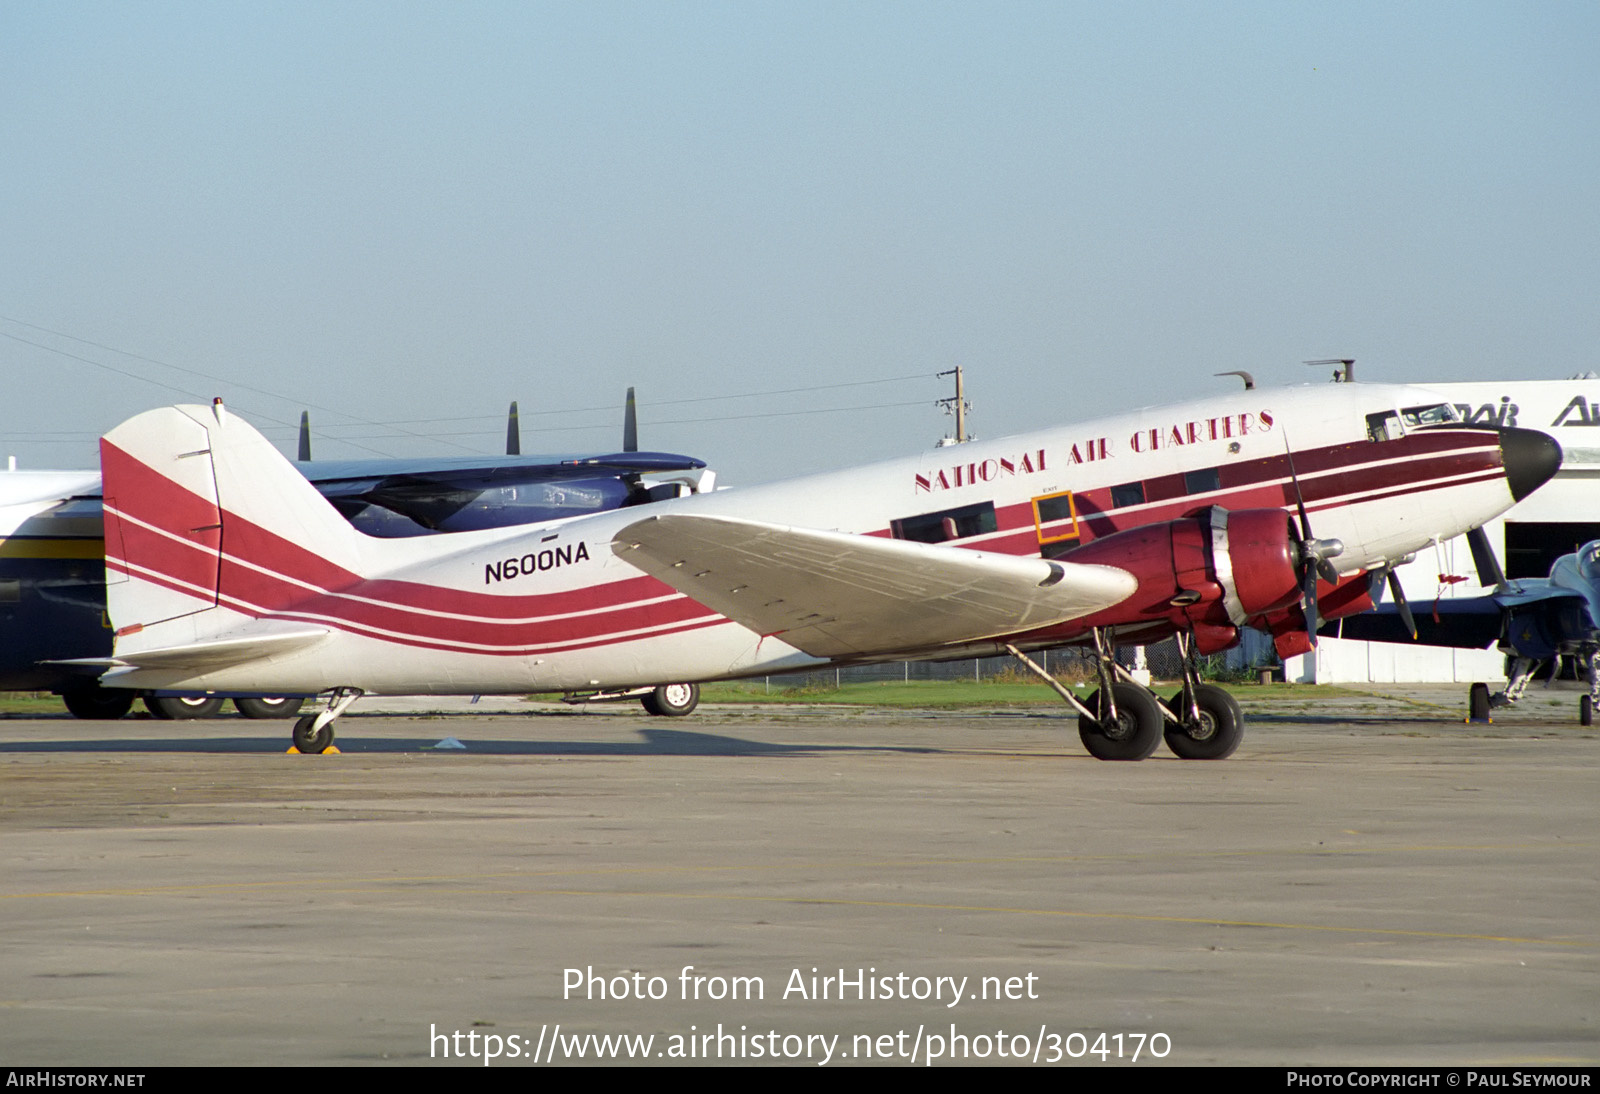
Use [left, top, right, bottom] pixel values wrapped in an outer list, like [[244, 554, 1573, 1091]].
[[99, 401, 367, 667]]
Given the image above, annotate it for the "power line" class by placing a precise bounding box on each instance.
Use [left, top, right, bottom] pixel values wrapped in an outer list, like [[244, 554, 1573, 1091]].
[[0, 317, 478, 456], [1, 314, 943, 450], [300, 399, 936, 441]]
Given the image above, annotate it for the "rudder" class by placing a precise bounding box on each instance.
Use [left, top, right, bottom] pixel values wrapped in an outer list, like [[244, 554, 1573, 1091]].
[[100, 402, 365, 654]]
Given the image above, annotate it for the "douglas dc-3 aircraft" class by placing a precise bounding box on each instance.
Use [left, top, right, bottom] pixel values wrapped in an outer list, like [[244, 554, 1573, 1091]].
[[81, 383, 1560, 760]]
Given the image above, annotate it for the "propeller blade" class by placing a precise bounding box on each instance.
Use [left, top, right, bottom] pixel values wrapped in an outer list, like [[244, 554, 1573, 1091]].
[[1466, 526, 1508, 590], [1283, 442, 1315, 543], [623, 387, 638, 453], [505, 401, 520, 456], [1283, 437, 1341, 645], [1386, 568, 1418, 640], [1303, 567, 1322, 640], [297, 411, 311, 462]]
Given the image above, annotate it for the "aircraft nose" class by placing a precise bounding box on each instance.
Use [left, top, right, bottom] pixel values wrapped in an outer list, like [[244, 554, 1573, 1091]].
[[1499, 427, 1562, 502]]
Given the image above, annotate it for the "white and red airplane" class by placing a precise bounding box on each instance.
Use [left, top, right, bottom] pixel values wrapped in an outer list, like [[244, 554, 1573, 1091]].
[[84, 382, 1560, 760]]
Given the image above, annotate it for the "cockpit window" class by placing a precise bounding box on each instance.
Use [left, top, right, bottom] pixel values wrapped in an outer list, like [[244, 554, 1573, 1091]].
[[1368, 403, 1460, 441], [1401, 403, 1459, 428], [1580, 542, 1600, 582]]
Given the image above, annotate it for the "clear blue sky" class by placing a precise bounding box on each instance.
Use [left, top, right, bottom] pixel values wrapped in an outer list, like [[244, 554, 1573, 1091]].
[[3, 1, 1596, 483]]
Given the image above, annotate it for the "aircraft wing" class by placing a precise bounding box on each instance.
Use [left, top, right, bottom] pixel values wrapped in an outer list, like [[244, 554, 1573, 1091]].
[[1322, 585, 1600, 652], [303, 452, 709, 532], [302, 452, 705, 489], [1321, 599, 1508, 649], [613, 513, 1138, 659]]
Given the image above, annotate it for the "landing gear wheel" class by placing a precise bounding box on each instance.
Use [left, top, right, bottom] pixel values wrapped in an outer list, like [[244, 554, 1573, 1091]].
[[146, 695, 226, 720], [641, 683, 700, 717], [292, 714, 334, 754], [60, 684, 135, 720], [234, 697, 306, 719], [1164, 684, 1244, 760], [1468, 682, 1491, 722], [1077, 683, 1162, 761], [1582, 695, 1593, 727]]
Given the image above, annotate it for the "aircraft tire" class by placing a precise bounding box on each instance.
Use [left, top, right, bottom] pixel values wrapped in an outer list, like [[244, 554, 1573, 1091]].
[[1077, 683, 1162, 761], [1582, 695, 1593, 727], [642, 683, 700, 717], [146, 695, 227, 720], [60, 684, 136, 720], [1468, 682, 1491, 722], [292, 715, 334, 754], [234, 697, 306, 719], [1163, 684, 1243, 760]]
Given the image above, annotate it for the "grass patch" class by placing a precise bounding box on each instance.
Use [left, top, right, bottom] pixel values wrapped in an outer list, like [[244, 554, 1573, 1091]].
[[700, 680, 1089, 709], [0, 691, 68, 715]]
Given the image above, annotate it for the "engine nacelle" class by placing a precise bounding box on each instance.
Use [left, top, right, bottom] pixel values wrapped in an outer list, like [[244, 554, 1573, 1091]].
[[1068, 507, 1303, 652], [1252, 572, 1378, 661]]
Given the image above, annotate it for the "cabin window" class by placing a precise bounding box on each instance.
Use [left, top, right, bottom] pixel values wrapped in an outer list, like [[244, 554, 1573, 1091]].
[[1184, 468, 1220, 495], [891, 501, 997, 544], [1032, 490, 1079, 542], [1110, 482, 1145, 508]]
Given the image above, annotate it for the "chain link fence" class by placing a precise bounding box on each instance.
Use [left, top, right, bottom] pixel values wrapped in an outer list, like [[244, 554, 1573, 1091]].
[[761, 638, 1209, 689]]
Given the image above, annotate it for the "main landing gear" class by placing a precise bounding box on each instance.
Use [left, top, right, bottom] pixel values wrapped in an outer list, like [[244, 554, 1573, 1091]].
[[59, 682, 137, 720], [1469, 649, 1600, 725], [291, 688, 363, 754], [1005, 628, 1244, 761], [561, 683, 702, 716], [641, 683, 700, 717]]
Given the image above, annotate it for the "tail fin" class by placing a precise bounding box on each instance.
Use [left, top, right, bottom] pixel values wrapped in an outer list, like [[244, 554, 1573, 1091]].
[[100, 402, 363, 657]]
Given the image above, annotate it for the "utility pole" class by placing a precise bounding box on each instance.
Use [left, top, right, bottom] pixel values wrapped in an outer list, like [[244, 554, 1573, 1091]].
[[936, 366, 972, 446]]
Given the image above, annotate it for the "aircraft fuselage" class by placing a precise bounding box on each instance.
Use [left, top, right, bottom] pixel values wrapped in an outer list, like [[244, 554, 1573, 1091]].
[[97, 383, 1558, 698]]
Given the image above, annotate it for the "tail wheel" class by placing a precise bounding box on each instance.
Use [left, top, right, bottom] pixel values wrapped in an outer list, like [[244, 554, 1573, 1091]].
[[1468, 682, 1491, 722], [1164, 684, 1244, 760], [234, 697, 306, 719], [641, 683, 700, 717], [146, 695, 226, 720], [1077, 683, 1162, 761], [60, 684, 136, 720], [291, 715, 334, 754]]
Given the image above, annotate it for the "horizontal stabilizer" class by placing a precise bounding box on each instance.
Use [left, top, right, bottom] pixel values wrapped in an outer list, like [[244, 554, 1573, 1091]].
[[54, 625, 330, 674], [613, 513, 1137, 659]]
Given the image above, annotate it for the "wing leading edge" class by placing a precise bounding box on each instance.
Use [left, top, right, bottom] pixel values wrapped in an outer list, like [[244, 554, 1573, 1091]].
[[612, 514, 1138, 659]]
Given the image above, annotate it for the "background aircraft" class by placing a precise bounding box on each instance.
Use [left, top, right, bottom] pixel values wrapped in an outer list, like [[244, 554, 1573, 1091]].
[[1322, 535, 1600, 724], [84, 382, 1561, 760], [0, 392, 710, 719]]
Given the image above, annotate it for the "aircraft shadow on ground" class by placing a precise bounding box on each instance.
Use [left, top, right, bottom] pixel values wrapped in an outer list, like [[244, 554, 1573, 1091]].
[[0, 726, 947, 757]]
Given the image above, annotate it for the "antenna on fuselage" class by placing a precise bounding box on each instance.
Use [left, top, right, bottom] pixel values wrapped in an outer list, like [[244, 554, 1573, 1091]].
[[297, 411, 312, 461], [1306, 358, 1355, 383], [623, 387, 638, 453], [1215, 370, 1255, 390]]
